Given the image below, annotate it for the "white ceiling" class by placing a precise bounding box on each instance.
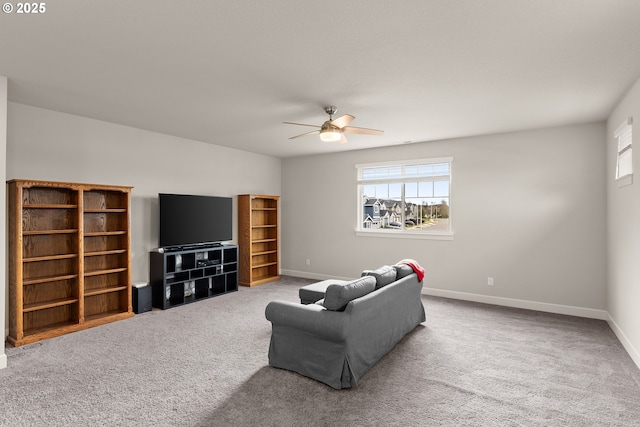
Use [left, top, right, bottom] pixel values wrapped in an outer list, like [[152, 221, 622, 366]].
[[2, 1, 640, 158]]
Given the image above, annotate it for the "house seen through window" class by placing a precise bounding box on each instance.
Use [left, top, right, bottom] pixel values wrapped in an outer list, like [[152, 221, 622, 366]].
[[356, 157, 452, 235]]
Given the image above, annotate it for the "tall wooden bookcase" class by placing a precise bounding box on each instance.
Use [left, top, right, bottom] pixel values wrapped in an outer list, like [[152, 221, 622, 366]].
[[238, 194, 280, 286], [7, 179, 134, 347]]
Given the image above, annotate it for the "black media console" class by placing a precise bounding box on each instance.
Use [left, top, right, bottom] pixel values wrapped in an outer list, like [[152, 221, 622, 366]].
[[149, 245, 238, 309]]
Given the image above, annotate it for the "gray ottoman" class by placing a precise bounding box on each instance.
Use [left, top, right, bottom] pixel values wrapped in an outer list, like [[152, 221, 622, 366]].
[[299, 279, 350, 304]]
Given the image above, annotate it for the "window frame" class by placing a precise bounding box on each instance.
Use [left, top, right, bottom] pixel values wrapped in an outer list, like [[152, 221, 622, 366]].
[[615, 117, 633, 187], [355, 157, 454, 240]]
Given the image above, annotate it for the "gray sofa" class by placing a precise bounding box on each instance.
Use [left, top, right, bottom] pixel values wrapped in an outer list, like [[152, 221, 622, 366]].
[[265, 264, 426, 389]]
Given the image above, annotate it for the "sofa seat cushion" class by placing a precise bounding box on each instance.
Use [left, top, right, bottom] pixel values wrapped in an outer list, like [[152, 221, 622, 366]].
[[299, 279, 349, 304], [323, 276, 376, 311], [361, 265, 397, 289]]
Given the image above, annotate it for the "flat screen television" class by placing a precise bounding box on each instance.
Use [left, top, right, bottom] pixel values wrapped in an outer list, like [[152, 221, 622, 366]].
[[159, 193, 233, 249]]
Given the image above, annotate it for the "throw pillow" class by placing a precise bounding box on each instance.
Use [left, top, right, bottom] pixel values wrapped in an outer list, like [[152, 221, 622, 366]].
[[393, 263, 414, 279], [361, 265, 397, 289], [323, 276, 376, 311]]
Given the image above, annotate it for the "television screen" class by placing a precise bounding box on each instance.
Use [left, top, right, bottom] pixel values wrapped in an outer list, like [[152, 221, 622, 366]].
[[159, 193, 233, 248]]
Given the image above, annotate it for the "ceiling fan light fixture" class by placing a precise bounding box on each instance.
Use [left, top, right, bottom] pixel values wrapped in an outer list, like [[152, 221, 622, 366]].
[[320, 124, 341, 142]]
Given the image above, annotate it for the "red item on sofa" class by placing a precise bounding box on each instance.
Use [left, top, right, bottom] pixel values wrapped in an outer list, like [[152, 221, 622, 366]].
[[398, 259, 425, 281]]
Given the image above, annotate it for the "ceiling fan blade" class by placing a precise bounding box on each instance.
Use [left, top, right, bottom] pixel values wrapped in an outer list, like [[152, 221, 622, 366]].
[[338, 133, 348, 144], [283, 121, 321, 129], [342, 126, 384, 136], [330, 114, 355, 129], [289, 130, 320, 139]]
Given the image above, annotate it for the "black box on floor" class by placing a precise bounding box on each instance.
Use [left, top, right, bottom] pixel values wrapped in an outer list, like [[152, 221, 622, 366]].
[[133, 284, 152, 314]]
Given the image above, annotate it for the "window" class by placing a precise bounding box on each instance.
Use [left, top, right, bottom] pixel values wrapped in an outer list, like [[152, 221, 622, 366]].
[[615, 117, 633, 187], [356, 157, 452, 239]]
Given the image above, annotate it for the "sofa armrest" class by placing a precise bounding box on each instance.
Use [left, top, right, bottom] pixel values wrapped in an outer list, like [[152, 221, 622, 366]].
[[265, 300, 349, 341]]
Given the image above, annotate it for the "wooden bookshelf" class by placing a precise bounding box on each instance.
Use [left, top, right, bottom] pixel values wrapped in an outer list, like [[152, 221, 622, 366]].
[[7, 179, 134, 347], [238, 194, 280, 286]]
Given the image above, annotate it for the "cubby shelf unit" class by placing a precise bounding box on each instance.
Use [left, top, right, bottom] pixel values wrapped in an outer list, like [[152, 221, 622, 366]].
[[238, 194, 280, 286], [7, 179, 134, 347], [150, 245, 238, 309]]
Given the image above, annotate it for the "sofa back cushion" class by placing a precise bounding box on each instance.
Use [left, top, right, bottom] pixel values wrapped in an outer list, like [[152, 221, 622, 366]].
[[393, 263, 414, 279], [323, 276, 376, 311], [361, 265, 397, 289]]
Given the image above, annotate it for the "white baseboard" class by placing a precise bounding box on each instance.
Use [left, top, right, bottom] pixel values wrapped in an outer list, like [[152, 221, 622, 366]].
[[280, 269, 355, 282], [422, 287, 609, 320], [607, 314, 640, 370], [0, 353, 6, 370]]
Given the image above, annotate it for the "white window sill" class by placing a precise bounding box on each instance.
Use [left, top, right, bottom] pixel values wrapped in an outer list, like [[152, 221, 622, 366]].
[[616, 174, 633, 188], [355, 229, 454, 241]]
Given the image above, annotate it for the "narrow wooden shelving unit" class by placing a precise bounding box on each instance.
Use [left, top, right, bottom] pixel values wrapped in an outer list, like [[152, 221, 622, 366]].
[[238, 194, 280, 286], [7, 179, 134, 347]]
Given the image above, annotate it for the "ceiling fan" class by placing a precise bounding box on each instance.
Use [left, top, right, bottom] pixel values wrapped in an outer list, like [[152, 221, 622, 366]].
[[284, 106, 384, 144]]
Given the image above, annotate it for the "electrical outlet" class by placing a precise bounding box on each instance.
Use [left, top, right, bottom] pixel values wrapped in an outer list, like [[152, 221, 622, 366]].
[[488, 277, 494, 286], [305, 259, 311, 266]]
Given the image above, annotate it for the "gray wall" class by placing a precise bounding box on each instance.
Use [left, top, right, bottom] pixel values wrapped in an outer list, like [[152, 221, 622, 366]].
[[607, 75, 640, 367], [282, 123, 607, 316], [4, 103, 282, 338]]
